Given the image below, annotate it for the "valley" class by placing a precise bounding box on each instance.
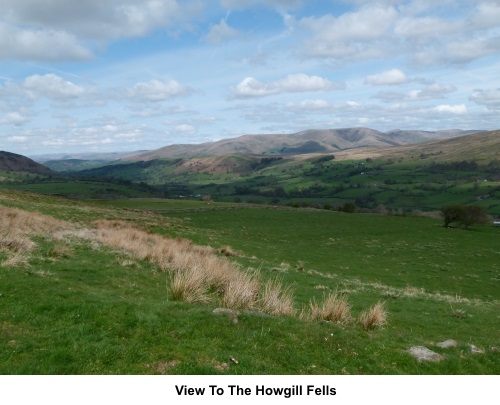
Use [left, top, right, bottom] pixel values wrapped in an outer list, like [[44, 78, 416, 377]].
[[1, 127, 499, 375]]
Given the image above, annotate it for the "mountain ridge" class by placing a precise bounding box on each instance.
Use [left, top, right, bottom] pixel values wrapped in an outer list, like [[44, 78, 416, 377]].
[[122, 127, 483, 161]]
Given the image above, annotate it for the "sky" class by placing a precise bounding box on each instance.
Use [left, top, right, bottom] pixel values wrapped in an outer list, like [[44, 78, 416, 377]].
[[1, 0, 500, 156]]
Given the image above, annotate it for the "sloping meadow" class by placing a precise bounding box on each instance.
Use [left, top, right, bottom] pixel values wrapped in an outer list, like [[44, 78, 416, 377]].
[[0, 195, 377, 323]]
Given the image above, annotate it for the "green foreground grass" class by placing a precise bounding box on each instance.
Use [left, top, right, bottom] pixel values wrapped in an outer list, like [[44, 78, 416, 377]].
[[1, 192, 499, 374]]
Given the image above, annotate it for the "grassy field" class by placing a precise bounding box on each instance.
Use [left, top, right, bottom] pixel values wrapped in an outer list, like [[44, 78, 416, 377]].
[[1, 191, 499, 374]]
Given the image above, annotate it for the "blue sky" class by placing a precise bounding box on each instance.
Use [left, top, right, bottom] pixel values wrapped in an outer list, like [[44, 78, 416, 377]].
[[1, 0, 500, 155]]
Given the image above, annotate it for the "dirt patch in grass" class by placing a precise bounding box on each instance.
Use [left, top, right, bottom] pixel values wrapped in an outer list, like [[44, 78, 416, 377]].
[[146, 360, 180, 374]]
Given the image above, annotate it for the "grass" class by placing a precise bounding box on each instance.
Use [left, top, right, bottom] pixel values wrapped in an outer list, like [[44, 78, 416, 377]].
[[305, 291, 352, 324], [358, 302, 388, 330], [0, 189, 499, 374]]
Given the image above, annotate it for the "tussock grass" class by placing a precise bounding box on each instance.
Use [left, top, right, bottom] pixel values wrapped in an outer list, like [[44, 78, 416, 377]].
[[259, 277, 296, 316], [219, 271, 260, 309], [169, 267, 210, 304], [0, 206, 71, 266], [304, 291, 351, 323], [358, 301, 388, 330], [92, 220, 293, 313], [0, 206, 69, 236]]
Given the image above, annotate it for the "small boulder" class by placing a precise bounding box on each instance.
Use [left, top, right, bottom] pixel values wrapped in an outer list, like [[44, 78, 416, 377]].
[[408, 346, 445, 362], [436, 339, 458, 349], [468, 344, 484, 354]]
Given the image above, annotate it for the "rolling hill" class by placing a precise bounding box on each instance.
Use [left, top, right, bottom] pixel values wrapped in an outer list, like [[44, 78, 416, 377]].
[[0, 151, 55, 176], [332, 129, 500, 163]]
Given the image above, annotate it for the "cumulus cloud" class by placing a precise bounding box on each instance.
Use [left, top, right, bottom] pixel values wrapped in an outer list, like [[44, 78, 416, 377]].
[[394, 16, 464, 39], [0, 22, 92, 61], [472, 2, 500, 29], [433, 104, 467, 114], [127, 79, 192, 101], [175, 124, 196, 134], [204, 19, 239, 44], [23, 74, 87, 100], [7, 135, 28, 143], [470, 89, 500, 110], [285, 99, 364, 114], [297, 2, 500, 67], [0, 0, 196, 61], [365, 69, 410, 86], [232, 73, 338, 98], [375, 82, 456, 102], [286, 99, 332, 113], [300, 6, 398, 60], [220, 0, 302, 11], [0, 112, 29, 126], [3, 0, 185, 39]]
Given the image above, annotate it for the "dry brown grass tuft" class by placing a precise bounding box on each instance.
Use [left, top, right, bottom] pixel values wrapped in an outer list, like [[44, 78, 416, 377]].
[[305, 291, 351, 323], [219, 271, 260, 310], [169, 267, 211, 304], [92, 220, 300, 314], [259, 277, 296, 316], [0, 206, 69, 236], [358, 301, 388, 330], [219, 245, 240, 257], [92, 221, 265, 310], [0, 206, 72, 266]]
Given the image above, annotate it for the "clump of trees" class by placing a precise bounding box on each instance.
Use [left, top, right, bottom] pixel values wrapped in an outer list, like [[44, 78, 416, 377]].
[[441, 204, 490, 229]]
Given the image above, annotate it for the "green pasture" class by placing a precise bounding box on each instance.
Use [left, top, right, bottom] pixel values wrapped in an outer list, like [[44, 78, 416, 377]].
[[0, 180, 156, 199], [1, 192, 499, 374]]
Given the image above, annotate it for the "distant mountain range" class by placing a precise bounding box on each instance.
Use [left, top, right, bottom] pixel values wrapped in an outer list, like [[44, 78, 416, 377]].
[[122, 128, 483, 161], [32, 151, 147, 163]]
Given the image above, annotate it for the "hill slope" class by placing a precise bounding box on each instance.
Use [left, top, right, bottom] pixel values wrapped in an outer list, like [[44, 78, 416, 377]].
[[333, 129, 500, 163], [0, 151, 55, 176]]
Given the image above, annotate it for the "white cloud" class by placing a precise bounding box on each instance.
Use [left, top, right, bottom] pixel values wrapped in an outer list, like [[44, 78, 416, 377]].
[[472, 2, 500, 29], [7, 135, 28, 143], [23, 74, 87, 100], [0, 0, 197, 61], [297, 2, 500, 67], [204, 19, 239, 44], [127, 79, 191, 101], [0, 112, 29, 126], [300, 6, 398, 60], [374, 82, 456, 102], [365, 69, 409, 86], [433, 104, 467, 114], [0, 22, 92, 61], [3, 0, 186, 39], [220, 0, 302, 11], [175, 124, 196, 134], [233, 73, 338, 98], [286, 99, 331, 113], [394, 16, 464, 39], [470, 89, 500, 110]]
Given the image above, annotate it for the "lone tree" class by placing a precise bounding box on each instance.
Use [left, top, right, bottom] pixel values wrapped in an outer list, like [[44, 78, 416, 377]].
[[441, 204, 489, 229]]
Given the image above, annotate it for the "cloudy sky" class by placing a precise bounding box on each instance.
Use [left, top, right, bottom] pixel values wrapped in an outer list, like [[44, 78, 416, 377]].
[[1, 0, 500, 155]]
